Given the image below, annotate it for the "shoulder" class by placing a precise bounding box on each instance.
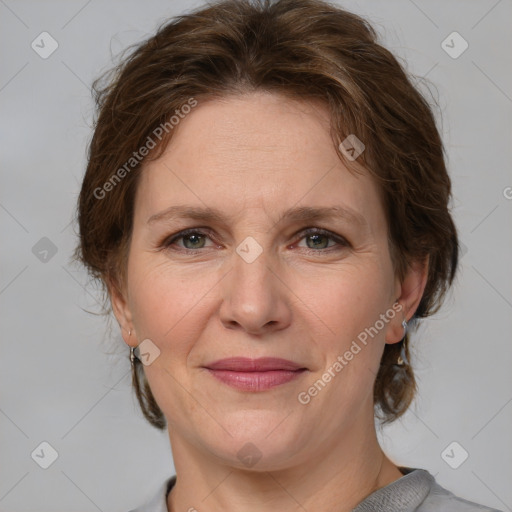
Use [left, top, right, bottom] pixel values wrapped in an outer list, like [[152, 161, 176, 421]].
[[417, 478, 503, 512]]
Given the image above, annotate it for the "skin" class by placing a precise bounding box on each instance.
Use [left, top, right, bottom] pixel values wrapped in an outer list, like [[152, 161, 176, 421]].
[[111, 91, 428, 512]]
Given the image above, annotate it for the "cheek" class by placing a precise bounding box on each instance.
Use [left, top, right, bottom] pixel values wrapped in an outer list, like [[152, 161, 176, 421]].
[[126, 260, 219, 428], [298, 262, 394, 388], [292, 268, 392, 416], [301, 262, 393, 339], [127, 257, 220, 358], [128, 247, 395, 360]]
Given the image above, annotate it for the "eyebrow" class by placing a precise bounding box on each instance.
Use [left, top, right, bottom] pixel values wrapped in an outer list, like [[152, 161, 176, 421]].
[[147, 205, 367, 229]]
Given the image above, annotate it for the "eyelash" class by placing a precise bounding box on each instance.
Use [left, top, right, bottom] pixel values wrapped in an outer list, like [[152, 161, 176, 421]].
[[160, 227, 350, 254]]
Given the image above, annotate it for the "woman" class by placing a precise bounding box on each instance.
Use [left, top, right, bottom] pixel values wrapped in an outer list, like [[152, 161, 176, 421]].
[[74, 0, 502, 510]]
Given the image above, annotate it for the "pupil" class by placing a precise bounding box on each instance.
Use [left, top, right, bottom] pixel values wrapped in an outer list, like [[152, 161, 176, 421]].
[[309, 234, 327, 249], [185, 234, 203, 248]]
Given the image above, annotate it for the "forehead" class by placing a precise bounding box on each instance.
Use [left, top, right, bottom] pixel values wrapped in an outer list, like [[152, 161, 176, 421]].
[[134, 92, 384, 231]]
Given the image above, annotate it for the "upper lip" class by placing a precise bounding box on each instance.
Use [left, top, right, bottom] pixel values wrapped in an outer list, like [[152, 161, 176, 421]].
[[204, 357, 306, 372]]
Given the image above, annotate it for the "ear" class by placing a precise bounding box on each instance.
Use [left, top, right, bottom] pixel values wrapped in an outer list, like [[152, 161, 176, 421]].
[[386, 255, 429, 344], [107, 276, 136, 349]]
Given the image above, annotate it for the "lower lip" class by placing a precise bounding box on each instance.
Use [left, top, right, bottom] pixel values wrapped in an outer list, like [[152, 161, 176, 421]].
[[206, 369, 306, 391]]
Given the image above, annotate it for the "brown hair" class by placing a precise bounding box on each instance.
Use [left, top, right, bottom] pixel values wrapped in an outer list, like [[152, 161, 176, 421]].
[[74, 0, 459, 429]]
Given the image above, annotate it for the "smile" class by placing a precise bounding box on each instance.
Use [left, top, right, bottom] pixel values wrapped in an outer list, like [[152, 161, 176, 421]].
[[203, 357, 308, 391]]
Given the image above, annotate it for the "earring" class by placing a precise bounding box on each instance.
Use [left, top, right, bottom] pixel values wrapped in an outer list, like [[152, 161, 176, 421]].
[[397, 318, 408, 366], [130, 346, 137, 364], [128, 329, 137, 365]]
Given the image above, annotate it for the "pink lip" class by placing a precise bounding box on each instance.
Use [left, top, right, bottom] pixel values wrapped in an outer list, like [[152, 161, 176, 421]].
[[205, 357, 305, 371], [203, 357, 307, 391]]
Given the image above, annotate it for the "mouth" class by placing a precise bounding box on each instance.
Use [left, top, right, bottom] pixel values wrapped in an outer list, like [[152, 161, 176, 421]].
[[202, 357, 308, 392]]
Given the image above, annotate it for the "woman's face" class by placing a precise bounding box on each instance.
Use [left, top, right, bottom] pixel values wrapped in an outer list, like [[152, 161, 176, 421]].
[[113, 91, 422, 469]]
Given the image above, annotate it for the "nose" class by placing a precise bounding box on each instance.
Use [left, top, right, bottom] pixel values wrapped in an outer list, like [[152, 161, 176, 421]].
[[218, 247, 292, 336]]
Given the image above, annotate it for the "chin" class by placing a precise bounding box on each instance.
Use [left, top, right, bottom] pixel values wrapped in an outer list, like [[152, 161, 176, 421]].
[[197, 419, 308, 472]]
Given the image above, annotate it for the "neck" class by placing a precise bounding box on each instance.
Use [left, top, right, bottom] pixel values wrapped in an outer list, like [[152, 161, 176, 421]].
[[166, 414, 403, 512]]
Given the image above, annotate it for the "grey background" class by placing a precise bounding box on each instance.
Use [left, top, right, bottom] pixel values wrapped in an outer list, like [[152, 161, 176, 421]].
[[1, 0, 511, 511]]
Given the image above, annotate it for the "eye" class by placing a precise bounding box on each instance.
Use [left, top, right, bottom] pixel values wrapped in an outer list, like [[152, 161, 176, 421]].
[[163, 228, 214, 251], [160, 227, 349, 253], [294, 228, 349, 251]]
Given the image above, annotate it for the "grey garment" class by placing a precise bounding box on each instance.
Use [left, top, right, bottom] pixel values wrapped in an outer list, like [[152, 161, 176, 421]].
[[353, 467, 503, 512], [128, 467, 503, 512]]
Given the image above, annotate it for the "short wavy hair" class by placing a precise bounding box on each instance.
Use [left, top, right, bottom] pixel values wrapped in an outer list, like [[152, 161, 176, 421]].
[[74, 0, 459, 429]]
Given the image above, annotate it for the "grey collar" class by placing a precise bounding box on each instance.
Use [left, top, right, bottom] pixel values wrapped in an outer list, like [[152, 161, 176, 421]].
[[163, 467, 434, 512], [352, 467, 434, 512]]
